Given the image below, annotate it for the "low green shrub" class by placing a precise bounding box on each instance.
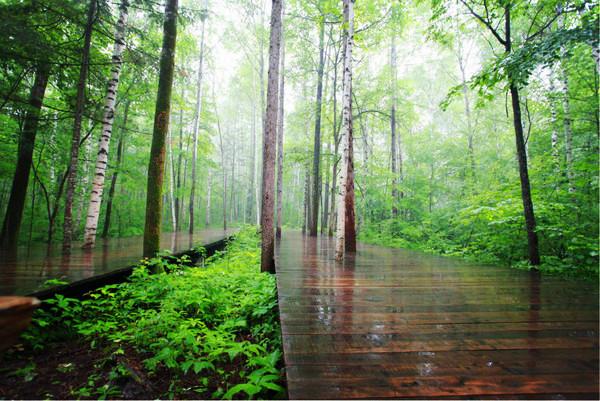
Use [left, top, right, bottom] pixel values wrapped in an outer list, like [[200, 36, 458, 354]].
[[21, 226, 284, 399]]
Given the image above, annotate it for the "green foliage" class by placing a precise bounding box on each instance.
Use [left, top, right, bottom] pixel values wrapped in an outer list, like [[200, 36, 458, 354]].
[[22, 228, 284, 399]]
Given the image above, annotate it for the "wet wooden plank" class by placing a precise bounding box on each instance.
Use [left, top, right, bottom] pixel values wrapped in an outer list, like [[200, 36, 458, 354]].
[[275, 232, 599, 399], [286, 374, 599, 399]]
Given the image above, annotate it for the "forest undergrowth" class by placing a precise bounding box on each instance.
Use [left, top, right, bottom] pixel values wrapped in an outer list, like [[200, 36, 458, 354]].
[[0, 227, 285, 400], [360, 211, 599, 280]]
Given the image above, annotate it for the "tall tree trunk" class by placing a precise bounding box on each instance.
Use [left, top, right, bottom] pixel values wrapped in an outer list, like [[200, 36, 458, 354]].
[[189, 13, 207, 234], [143, 0, 178, 257], [335, 0, 355, 260], [102, 101, 128, 238], [260, 0, 282, 273], [0, 63, 50, 252], [309, 20, 325, 236], [505, 6, 540, 266], [276, 25, 285, 239], [63, 0, 97, 252], [82, 0, 129, 248]]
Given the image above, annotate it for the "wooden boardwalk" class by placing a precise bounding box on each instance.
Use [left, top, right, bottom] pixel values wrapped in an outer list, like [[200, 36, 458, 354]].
[[0, 229, 234, 296], [275, 232, 599, 399]]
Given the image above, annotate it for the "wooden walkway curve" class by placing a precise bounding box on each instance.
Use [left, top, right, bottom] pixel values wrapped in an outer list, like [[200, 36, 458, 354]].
[[275, 232, 599, 399]]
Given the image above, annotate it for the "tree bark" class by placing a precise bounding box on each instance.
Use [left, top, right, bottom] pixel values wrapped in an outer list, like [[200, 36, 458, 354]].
[[310, 20, 326, 236], [505, 6, 540, 265], [143, 0, 178, 257], [260, 0, 282, 273], [189, 12, 207, 233], [0, 63, 50, 252], [102, 101, 128, 238], [83, 0, 129, 248], [276, 22, 285, 239], [63, 0, 97, 253], [335, 0, 355, 260]]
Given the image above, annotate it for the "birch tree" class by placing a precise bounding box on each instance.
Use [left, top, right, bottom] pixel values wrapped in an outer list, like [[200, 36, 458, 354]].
[[335, 0, 355, 260], [83, 0, 129, 248]]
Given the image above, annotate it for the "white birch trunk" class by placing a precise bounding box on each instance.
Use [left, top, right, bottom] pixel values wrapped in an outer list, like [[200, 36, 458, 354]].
[[82, 0, 129, 248], [335, 0, 354, 261]]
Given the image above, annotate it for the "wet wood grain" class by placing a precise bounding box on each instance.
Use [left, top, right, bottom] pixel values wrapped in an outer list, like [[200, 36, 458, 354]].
[[275, 232, 599, 399]]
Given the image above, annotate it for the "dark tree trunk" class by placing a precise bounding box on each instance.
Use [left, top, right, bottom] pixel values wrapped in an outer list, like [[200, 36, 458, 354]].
[[505, 6, 540, 266], [309, 21, 325, 236], [143, 0, 178, 257], [63, 0, 97, 253], [260, 0, 282, 273], [345, 115, 356, 252], [0, 63, 50, 252], [102, 101, 129, 238]]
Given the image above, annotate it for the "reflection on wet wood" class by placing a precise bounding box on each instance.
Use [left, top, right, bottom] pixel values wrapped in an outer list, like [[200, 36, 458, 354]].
[[275, 232, 599, 399], [0, 229, 234, 295]]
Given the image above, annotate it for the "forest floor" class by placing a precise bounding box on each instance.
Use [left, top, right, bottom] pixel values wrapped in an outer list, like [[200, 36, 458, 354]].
[[0, 339, 251, 399], [0, 228, 286, 400]]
